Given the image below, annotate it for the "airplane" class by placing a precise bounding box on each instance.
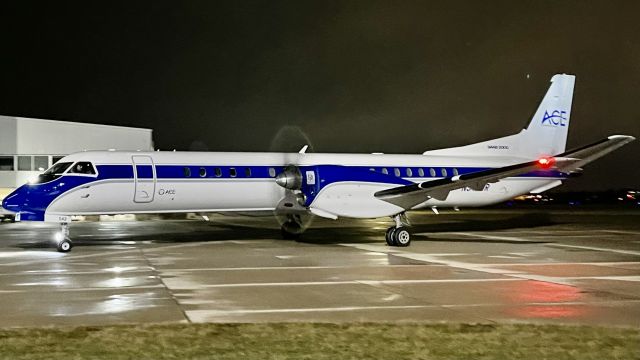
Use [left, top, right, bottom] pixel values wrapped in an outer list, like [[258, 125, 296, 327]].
[[1, 74, 635, 252]]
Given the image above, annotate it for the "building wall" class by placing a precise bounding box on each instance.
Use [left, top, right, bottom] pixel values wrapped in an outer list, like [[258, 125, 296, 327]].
[[1, 116, 153, 194], [15, 117, 153, 154], [0, 116, 17, 154]]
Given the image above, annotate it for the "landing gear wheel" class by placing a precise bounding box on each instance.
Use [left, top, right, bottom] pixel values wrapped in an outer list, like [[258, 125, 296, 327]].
[[57, 239, 73, 253], [392, 227, 411, 247], [281, 226, 301, 240], [385, 227, 396, 246]]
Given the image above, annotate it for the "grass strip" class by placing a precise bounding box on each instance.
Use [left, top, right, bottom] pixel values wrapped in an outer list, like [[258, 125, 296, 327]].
[[0, 323, 638, 360]]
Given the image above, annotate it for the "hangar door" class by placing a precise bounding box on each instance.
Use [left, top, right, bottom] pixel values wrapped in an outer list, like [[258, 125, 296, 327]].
[[132, 155, 156, 203]]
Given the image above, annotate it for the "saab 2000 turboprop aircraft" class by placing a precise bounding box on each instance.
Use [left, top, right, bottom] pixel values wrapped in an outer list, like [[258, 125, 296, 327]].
[[2, 74, 635, 252]]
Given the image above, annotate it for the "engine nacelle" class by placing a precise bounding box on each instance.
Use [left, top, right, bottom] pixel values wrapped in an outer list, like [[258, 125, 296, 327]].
[[275, 166, 302, 190]]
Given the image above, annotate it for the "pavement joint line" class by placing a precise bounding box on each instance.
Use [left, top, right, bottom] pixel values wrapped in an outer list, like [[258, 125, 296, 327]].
[[168, 275, 640, 290], [183, 278, 525, 289], [0, 269, 156, 277], [448, 232, 542, 243], [156, 264, 446, 272], [140, 247, 193, 324], [0, 241, 213, 267], [548, 243, 640, 256], [476, 229, 636, 235], [0, 284, 166, 293], [0, 264, 448, 277], [479, 261, 640, 267], [338, 243, 525, 275], [185, 300, 640, 316], [602, 230, 640, 235], [570, 275, 640, 281], [440, 232, 640, 256], [338, 243, 627, 288]]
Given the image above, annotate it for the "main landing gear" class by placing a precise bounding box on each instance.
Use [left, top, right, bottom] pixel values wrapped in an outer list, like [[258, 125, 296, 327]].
[[385, 213, 412, 247], [279, 214, 309, 241], [54, 222, 73, 253]]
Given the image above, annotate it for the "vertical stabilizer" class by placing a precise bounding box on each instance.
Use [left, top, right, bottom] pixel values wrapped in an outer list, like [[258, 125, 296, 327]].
[[423, 74, 576, 159], [520, 73, 575, 157]]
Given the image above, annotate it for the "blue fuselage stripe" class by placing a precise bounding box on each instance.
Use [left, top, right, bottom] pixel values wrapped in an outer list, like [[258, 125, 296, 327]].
[[4, 163, 567, 222]]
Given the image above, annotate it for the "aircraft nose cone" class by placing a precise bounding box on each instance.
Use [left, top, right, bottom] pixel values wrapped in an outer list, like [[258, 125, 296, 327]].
[[1, 188, 26, 213]]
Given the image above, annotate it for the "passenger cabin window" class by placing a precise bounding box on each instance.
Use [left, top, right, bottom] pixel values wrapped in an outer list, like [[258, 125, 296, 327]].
[[441, 168, 447, 177], [429, 168, 436, 177], [406, 168, 413, 177], [245, 167, 251, 177], [0, 156, 14, 171], [183, 167, 191, 177], [394, 168, 400, 177], [199, 167, 207, 177], [418, 168, 425, 177], [229, 167, 237, 177], [269, 167, 276, 177], [215, 167, 222, 177], [69, 162, 96, 175], [453, 168, 459, 176], [382, 168, 389, 175]]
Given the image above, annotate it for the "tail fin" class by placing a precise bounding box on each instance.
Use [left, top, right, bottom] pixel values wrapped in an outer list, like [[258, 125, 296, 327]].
[[520, 73, 575, 156], [423, 74, 576, 159]]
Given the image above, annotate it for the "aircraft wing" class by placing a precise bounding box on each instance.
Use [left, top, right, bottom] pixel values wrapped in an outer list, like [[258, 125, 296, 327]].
[[374, 135, 635, 210]]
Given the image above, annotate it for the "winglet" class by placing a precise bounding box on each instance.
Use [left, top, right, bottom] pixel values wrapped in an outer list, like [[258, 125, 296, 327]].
[[298, 145, 309, 154]]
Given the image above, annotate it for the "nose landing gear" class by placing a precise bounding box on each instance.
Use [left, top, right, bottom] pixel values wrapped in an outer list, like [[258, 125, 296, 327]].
[[385, 213, 412, 247], [55, 222, 73, 253]]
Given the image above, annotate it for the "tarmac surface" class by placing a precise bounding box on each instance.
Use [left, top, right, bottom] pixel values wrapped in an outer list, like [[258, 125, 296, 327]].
[[0, 208, 639, 328]]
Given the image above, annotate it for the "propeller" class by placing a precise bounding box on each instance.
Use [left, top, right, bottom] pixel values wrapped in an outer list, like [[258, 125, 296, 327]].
[[268, 125, 315, 237]]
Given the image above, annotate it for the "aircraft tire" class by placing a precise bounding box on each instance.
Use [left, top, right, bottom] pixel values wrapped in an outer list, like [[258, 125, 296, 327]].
[[393, 227, 411, 247], [385, 227, 396, 246], [281, 226, 301, 241], [57, 239, 73, 253]]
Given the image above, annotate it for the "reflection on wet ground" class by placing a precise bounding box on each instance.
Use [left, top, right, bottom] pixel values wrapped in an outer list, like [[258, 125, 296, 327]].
[[0, 209, 638, 327]]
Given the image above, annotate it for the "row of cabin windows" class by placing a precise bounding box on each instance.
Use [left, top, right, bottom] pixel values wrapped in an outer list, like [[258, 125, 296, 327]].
[[183, 166, 279, 178], [180, 166, 460, 179], [371, 167, 459, 178]]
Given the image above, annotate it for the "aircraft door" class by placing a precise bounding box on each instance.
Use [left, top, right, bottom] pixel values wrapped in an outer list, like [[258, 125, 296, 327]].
[[132, 155, 156, 203]]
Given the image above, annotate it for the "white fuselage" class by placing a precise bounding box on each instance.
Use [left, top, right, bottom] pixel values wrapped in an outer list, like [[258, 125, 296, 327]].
[[35, 150, 561, 221]]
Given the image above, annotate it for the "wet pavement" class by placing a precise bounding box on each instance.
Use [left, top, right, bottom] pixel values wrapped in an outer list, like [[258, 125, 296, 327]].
[[0, 208, 639, 327]]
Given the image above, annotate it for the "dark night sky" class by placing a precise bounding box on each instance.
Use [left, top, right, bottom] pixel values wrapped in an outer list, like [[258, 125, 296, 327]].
[[2, 1, 639, 190]]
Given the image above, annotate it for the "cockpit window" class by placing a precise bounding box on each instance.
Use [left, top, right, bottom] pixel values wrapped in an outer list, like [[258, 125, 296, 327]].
[[29, 162, 73, 185], [69, 162, 96, 175], [44, 162, 73, 175]]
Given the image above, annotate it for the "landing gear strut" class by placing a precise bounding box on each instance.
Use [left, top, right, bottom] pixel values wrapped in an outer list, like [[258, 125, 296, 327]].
[[385, 213, 411, 247], [55, 222, 73, 253]]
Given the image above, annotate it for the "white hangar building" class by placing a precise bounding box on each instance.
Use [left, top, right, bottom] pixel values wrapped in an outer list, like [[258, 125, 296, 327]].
[[0, 115, 153, 218]]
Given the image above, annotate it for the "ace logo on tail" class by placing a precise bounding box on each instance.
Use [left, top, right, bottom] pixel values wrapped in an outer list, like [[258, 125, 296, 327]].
[[542, 110, 568, 127]]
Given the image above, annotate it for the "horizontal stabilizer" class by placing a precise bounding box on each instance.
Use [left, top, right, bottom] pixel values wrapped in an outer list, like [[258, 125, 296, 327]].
[[554, 135, 635, 173]]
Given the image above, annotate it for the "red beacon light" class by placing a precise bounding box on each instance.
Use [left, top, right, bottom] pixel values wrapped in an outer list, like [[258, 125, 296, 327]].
[[536, 156, 556, 169]]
